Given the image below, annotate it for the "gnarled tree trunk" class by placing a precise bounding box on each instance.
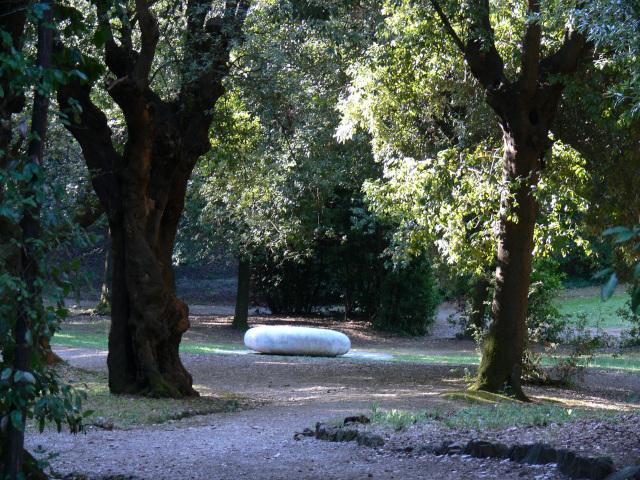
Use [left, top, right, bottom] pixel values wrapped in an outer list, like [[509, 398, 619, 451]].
[[57, 0, 250, 397]]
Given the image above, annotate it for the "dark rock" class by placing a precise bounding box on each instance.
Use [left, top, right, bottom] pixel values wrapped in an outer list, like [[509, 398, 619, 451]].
[[416, 444, 436, 455], [509, 445, 534, 463], [434, 440, 453, 456], [591, 457, 616, 480], [520, 443, 557, 465], [558, 450, 597, 479], [357, 432, 385, 448], [337, 428, 360, 442], [315, 423, 333, 440], [294, 427, 315, 440], [467, 440, 496, 458], [493, 443, 510, 458], [462, 440, 473, 455], [391, 446, 414, 453], [557, 449, 579, 477], [344, 415, 371, 425], [445, 441, 466, 455], [604, 466, 640, 480], [315, 423, 359, 442], [577, 457, 596, 479]]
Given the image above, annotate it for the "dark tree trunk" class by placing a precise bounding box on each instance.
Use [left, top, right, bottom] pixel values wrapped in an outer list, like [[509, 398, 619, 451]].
[[5, 0, 52, 474], [471, 133, 541, 400], [430, 0, 587, 399], [95, 230, 113, 315], [57, 0, 250, 397], [233, 257, 251, 331], [0, 0, 27, 168]]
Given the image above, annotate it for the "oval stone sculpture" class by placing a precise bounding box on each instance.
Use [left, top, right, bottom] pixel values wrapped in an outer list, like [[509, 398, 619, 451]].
[[244, 326, 350, 357]]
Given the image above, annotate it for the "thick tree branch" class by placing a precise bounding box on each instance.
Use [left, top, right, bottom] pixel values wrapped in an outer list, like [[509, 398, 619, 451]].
[[518, 0, 541, 95], [429, 0, 464, 53], [463, 0, 506, 91], [57, 78, 122, 211], [540, 25, 587, 78], [131, 0, 159, 90], [180, 0, 251, 155]]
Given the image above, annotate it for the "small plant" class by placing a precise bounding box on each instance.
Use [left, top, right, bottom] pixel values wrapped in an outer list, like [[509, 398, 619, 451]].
[[369, 404, 441, 432], [616, 298, 640, 346]]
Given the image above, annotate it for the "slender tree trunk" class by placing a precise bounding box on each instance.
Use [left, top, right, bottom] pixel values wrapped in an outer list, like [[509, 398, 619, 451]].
[[233, 257, 251, 331], [95, 229, 113, 314], [5, 0, 52, 474]]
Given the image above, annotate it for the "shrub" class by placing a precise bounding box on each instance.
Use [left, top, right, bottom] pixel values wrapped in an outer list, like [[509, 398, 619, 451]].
[[372, 254, 440, 336]]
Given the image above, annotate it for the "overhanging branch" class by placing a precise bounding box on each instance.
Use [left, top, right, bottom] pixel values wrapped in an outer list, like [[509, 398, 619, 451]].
[[429, 0, 464, 53]]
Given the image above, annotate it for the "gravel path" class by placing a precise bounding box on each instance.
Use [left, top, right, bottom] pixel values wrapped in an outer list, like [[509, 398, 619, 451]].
[[24, 304, 640, 480]]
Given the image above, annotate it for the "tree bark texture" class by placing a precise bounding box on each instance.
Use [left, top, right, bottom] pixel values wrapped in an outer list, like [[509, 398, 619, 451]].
[[57, 0, 250, 397], [233, 258, 251, 331], [431, 0, 587, 399]]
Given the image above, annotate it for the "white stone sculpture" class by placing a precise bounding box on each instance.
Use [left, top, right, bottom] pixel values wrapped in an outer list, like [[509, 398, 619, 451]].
[[244, 325, 351, 357]]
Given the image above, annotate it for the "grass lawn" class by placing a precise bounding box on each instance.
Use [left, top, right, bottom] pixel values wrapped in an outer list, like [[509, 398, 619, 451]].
[[555, 288, 635, 329], [51, 329, 640, 375]]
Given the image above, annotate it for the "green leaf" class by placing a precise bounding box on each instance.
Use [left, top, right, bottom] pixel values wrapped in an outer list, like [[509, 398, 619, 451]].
[[634, 262, 640, 280], [10, 410, 24, 432], [632, 285, 640, 315], [602, 226, 629, 236], [1, 368, 12, 381], [592, 267, 612, 279], [615, 230, 637, 243], [22, 372, 36, 384], [601, 273, 618, 302]]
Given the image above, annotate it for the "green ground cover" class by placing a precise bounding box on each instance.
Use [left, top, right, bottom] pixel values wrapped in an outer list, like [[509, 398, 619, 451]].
[[369, 402, 621, 432], [555, 289, 633, 329]]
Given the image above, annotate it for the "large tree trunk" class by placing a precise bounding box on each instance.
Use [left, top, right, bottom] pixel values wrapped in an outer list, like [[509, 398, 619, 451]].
[[431, 0, 587, 400], [57, 0, 250, 397], [471, 130, 541, 400]]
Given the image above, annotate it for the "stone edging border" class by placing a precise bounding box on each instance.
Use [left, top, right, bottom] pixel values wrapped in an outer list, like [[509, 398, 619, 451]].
[[301, 419, 640, 480]]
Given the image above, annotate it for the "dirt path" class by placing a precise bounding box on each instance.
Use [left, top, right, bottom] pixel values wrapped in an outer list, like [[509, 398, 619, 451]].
[[25, 306, 640, 480]]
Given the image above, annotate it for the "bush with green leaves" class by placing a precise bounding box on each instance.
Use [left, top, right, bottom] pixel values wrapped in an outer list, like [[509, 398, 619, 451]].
[[1, 161, 92, 474], [373, 254, 440, 336], [526, 259, 568, 345]]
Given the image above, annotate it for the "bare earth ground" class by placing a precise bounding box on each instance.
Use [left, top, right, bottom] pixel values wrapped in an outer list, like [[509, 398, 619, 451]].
[[26, 303, 640, 480]]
